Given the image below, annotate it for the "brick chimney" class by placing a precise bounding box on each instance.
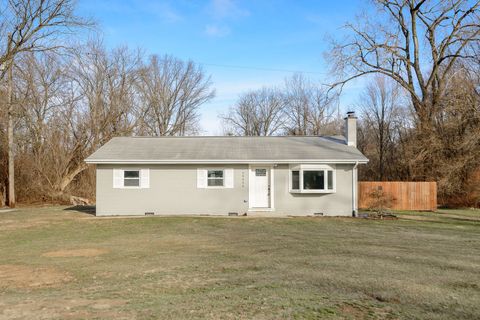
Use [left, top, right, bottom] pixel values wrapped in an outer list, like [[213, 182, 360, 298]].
[[344, 111, 357, 147]]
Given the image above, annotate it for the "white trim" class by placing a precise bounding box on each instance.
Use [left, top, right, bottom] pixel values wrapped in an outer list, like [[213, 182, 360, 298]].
[[248, 208, 275, 212], [86, 159, 368, 164], [113, 168, 150, 189], [197, 168, 207, 188], [248, 165, 274, 211], [352, 161, 359, 216], [206, 169, 225, 188], [113, 169, 123, 188], [123, 169, 141, 189], [248, 166, 253, 207], [224, 168, 234, 188], [198, 168, 234, 189], [140, 169, 150, 188], [270, 166, 275, 210], [120, 169, 142, 189]]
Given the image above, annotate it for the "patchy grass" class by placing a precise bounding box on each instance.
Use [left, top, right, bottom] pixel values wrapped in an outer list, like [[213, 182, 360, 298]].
[[0, 207, 479, 319]]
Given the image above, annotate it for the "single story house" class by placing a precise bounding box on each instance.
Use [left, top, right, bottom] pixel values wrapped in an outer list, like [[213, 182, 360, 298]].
[[85, 112, 368, 216]]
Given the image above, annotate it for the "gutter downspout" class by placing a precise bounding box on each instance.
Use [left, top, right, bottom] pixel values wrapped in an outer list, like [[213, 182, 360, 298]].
[[352, 161, 359, 217]]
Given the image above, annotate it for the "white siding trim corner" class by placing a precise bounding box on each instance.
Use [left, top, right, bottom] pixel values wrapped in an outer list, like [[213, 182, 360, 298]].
[[141, 169, 150, 188], [113, 169, 123, 188], [225, 168, 234, 188], [197, 168, 207, 188]]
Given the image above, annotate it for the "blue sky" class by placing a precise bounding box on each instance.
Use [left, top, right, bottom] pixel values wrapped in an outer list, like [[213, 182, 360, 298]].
[[78, 0, 368, 134]]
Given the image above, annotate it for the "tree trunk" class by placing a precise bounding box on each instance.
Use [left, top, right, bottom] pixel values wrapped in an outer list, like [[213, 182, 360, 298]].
[[47, 163, 90, 203], [7, 50, 15, 208], [0, 183, 5, 207], [56, 162, 89, 195], [8, 111, 14, 207]]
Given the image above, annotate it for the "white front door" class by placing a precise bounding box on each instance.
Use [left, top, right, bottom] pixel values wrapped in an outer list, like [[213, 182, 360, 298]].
[[250, 167, 270, 208]]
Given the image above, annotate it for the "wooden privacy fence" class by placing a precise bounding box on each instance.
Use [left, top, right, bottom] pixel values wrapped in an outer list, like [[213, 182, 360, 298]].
[[359, 181, 437, 211]]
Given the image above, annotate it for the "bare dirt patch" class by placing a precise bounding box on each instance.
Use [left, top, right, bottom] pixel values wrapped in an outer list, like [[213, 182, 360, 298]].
[[0, 265, 73, 288], [339, 303, 369, 319], [339, 303, 396, 319], [0, 298, 130, 320], [42, 248, 108, 258]]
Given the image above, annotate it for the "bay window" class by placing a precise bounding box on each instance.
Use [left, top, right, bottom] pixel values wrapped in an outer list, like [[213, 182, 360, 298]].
[[291, 171, 300, 190], [290, 165, 335, 193]]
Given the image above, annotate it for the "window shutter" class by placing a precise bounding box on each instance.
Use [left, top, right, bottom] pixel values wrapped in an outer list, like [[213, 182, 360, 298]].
[[197, 168, 207, 188], [113, 169, 123, 188], [225, 168, 234, 188], [141, 169, 150, 188]]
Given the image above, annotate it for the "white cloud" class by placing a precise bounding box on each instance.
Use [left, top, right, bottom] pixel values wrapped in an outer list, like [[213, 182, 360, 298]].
[[147, 2, 183, 23], [209, 0, 249, 19], [202, 0, 249, 38], [204, 24, 231, 37]]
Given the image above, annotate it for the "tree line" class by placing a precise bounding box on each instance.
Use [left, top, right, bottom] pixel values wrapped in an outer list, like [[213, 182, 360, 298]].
[[0, 0, 479, 207], [0, 42, 215, 204], [221, 74, 340, 137], [223, 0, 480, 206], [334, 0, 480, 206]]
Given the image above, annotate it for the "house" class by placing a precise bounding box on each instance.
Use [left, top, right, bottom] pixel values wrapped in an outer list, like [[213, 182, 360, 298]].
[[85, 112, 368, 216]]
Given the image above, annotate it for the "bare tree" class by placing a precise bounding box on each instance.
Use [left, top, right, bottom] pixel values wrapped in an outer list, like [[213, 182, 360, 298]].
[[329, 0, 480, 202], [329, 0, 480, 129], [357, 75, 407, 180], [221, 74, 339, 137], [16, 53, 68, 155], [0, 0, 88, 207], [0, 42, 219, 203], [0, 0, 89, 80], [136, 55, 215, 136], [14, 51, 87, 200], [221, 87, 286, 136], [63, 42, 141, 196], [284, 74, 339, 136], [72, 41, 141, 146], [425, 64, 480, 204], [9, 42, 142, 202]]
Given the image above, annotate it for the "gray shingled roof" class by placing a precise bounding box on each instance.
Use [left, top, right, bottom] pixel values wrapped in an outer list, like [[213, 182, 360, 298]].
[[85, 136, 368, 164]]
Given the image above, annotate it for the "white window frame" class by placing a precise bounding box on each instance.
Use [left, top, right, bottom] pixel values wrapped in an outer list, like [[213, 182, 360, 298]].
[[113, 168, 149, 189], [197, 168, 234, 189], [289, 164, 336, 194], [206, 169, 225, 188], [123, 169, 141, 188]]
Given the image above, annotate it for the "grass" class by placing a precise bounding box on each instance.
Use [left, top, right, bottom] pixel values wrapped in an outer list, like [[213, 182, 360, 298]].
[[0, 206, 479, 319]]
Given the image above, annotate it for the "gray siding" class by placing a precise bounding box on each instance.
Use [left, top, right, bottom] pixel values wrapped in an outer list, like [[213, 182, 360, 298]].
[[96, 164, 249, 216], [273, 164, 354, 216], [95, 163, 354, 216]]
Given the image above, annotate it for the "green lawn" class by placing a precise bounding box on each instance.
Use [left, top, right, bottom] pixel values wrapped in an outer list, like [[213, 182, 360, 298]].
[[0, 207, 479, 319]]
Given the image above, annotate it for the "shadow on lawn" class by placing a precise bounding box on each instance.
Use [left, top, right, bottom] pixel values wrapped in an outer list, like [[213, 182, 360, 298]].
[[400, 215, 480, 226], [64, 205, 96, 216]]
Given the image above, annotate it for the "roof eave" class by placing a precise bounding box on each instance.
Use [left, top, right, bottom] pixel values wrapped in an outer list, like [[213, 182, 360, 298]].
[[85, 159, 369, 165]]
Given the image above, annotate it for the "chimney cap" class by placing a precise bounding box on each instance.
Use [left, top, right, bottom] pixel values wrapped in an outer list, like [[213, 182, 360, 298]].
[[345, 111, 357, 119]]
